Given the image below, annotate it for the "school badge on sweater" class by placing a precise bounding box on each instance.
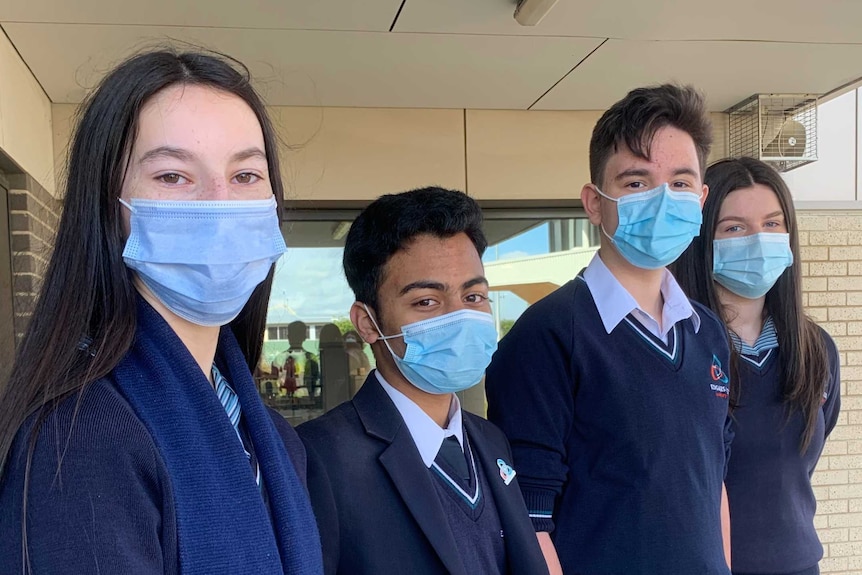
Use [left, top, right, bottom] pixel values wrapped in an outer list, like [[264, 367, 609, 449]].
[[497, 459, 516, 485]]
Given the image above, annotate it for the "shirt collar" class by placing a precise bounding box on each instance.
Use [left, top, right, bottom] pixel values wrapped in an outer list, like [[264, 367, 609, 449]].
[[729, 316, 778, 356], [582, 252, 701, 336], [375, 370, 463, 468]]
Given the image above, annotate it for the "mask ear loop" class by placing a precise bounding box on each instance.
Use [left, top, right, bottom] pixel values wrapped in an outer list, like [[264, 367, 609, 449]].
[[363, 304, 416, 383], [362, 303, 405, 354], [118, 198, 135, 212], [592, 185, 618, 245]]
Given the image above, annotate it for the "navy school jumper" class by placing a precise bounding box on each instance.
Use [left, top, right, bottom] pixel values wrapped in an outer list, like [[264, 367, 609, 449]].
[[486, 275, 733, 575], [727, 326, 840, 575]]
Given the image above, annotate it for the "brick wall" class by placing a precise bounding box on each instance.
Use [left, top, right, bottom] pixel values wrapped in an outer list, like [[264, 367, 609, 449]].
[[7, 173, 60, 342], [802, 211, 862, 573]]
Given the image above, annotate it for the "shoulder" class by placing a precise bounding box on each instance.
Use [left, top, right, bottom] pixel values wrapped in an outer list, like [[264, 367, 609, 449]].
[[689, 300, 729, 341], [296, 401, 360, 446], [528, 278, 584, 317], [501, 279, 583, 342], [18, 378, 164, 470], [265, 407, 307, 483], [814, 323, 839, 357], [689, 299, 724, 330], [812, 322, 840, 380], [463, 412, 509, 448]]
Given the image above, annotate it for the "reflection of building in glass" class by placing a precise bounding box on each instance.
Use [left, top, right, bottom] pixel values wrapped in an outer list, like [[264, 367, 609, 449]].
[[485, 217, 599, 305], [485, 246, 596, 305]]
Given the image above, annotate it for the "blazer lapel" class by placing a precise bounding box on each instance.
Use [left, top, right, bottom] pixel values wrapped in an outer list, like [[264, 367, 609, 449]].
[[353, 375, 467, 575]]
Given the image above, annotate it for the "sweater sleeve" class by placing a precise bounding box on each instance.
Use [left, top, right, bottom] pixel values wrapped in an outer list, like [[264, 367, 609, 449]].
[[0, 381, 172, 575], [822, 330, 842, 438], [486, 290, 575, 533]]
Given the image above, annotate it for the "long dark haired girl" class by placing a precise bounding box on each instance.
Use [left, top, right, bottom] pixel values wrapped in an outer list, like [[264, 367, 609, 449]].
[[0, 49, 322, 574], [672, 157, 840, 575]]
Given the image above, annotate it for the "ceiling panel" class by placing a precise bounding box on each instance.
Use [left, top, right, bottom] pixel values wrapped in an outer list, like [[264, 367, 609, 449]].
[[0, 0, 402, 31], [396, 0, 862, 44], [2, 23, 602, 108], [534, 39, 862, 111]]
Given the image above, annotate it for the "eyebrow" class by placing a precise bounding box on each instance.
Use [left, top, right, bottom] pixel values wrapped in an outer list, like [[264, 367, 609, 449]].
[[138, 146, 267, 164], [139, 146, 195, 164], [717, 210, 785, 225], [614, 168, 649, 181], [462, 276, 489, 290], [398, 276, 489, 296], [399, 280, 446, 296], [232, 147, 268, 162], [613, 167, 699, 181]]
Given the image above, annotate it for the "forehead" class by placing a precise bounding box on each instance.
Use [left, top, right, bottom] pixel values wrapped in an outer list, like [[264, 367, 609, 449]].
[[133, 84, 265, 155], [604, 126, 701, 180], [719, 184, 783, 217], [380, 233, 483, 290]]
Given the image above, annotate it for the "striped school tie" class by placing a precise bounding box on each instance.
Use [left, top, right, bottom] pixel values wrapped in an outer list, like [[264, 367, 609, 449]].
[[214, 366, 262, 487]]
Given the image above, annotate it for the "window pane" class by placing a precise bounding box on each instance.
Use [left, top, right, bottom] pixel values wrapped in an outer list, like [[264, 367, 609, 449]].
[[258, 208, 597, 423]]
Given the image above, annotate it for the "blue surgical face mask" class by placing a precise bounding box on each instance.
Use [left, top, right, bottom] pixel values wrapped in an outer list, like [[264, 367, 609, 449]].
[[713, 232, 793, 299], [365, 306, 498, 395], [121, 197, 286, 326], [595, 183, 703, 269]]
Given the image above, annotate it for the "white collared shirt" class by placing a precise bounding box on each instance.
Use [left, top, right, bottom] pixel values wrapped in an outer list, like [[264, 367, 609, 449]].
[[376, 370, 464, 468], [582, 252, 701, 343]]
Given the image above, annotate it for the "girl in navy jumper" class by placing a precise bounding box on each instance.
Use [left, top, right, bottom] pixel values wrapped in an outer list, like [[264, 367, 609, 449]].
[[673, 157, 840, 575], [0, 50, 322, 574]]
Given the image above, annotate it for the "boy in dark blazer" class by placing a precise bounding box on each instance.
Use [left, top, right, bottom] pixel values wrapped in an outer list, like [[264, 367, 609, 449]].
[[297, 187, 549, 575]]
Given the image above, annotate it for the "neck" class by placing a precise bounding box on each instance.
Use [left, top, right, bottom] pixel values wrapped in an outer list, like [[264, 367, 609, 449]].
[[373, 346, 453, 427], [598, 247, 665, 324], [717, 284, 765, 345], [135, 280, 220, 385]]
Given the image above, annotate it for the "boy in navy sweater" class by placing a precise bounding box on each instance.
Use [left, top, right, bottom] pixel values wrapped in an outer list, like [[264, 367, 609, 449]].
[[486, 85, 733, 575]]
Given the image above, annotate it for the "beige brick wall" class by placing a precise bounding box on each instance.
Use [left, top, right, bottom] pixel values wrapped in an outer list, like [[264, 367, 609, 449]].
[[802, 211, 862, 574]]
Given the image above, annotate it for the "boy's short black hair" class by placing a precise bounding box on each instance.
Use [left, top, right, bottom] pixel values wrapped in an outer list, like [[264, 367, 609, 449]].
[[343, 187, 487, 315]]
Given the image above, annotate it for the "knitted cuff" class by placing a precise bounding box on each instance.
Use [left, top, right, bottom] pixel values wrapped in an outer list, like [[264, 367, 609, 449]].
[[522, 487, 557, 533]]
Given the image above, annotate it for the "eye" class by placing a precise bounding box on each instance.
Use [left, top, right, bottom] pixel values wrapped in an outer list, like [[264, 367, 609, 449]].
[[764, 220, 783, 229], [723, 224, 743, 233], [625, 181, 647, 190], [671, 180, 693, 190], [415, 299, 437, 308], [233, 172, 262, 185], [465, 293, 489, 304], [156, 173, 188, 185]]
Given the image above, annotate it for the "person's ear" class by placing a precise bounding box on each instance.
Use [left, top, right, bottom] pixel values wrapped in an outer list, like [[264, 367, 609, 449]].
[[581, 184, 604, 226], [350, 302, 380, 344], [700, 184, 709, 208]]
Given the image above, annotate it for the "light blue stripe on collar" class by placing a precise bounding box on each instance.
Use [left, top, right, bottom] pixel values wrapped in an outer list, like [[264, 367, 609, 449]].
[[730, 317, 779, 356]]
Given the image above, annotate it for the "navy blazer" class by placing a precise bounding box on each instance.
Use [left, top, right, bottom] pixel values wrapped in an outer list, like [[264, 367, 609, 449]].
[[297, 373, 549, 575]]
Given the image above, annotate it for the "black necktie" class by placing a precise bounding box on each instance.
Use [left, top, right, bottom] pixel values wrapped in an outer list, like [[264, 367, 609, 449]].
[[436, 435, 469, 481]]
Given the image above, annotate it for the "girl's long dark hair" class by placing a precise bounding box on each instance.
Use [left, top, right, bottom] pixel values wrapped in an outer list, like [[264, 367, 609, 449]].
[[672, 157, 828, 452], [0, 49, 284, 478]]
